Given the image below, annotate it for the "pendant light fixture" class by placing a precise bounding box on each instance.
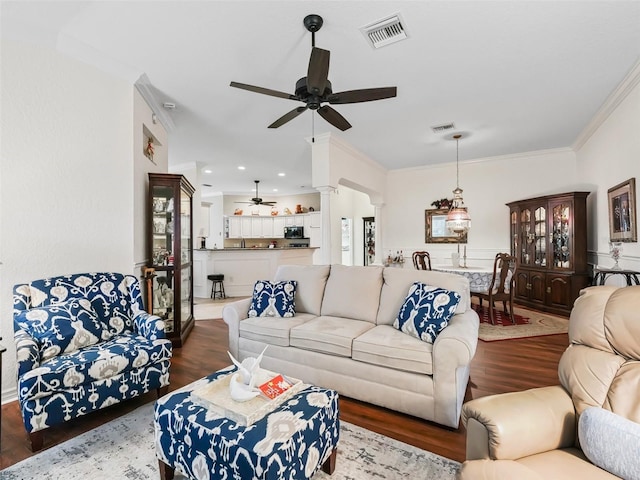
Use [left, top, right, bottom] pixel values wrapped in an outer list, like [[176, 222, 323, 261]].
[[445, 134, 471, 237]]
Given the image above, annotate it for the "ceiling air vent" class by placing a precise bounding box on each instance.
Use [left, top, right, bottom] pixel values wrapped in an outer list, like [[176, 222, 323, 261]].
[[360, 13, 408, 49], [431, 122, 455, 133]]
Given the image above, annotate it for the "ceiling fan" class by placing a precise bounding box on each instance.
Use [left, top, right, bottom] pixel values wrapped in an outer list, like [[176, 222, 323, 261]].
[[235, 180, 277, 206], [230, 14, 397, 131]]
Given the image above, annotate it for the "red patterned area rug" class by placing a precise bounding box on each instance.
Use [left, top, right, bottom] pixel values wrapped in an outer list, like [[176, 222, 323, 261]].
[[471, 303, 569, 342]]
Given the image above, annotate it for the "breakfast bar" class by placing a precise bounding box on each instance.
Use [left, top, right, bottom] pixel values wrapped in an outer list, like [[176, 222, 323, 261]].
[[193, 247, 317, 298]]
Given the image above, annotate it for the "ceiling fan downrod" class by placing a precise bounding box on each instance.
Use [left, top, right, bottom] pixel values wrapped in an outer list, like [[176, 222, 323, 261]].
[[304, 14, 323, 48]]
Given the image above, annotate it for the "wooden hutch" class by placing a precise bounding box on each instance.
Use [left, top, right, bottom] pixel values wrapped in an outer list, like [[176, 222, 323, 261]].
[[507, 191, 590, 316]]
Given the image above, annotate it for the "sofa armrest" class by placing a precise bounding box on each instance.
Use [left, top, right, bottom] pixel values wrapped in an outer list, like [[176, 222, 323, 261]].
[[14, 328, 40, 375], [431, 309, 479, 427], [222, 297, 253, 358], [133, 311, 168, 341], [462, 385, 576, 461]]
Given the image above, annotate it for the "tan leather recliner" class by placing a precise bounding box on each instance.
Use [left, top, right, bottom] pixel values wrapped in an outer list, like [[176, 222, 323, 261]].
[[459, 285, 640, 479]]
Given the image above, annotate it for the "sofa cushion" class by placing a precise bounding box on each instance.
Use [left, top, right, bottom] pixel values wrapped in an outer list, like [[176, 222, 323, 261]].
[[352, 325, 434, 375], [290, 316, 375, 357], [15, 299, 108, 361], [239, 313, 317, 347], [17, 334, 172, 400], [393, 283, 461, 343], [377, 268, 469, 325], [321, 265, 383, 323], [248, 280, 297, 318], [578, 407, 640, 480], [274, 265, 330, 316]]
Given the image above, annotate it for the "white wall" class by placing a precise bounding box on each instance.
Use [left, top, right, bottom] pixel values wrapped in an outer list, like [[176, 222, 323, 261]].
[[384, 149, 579, 267], [576, 73, 640, 272], [0, 40, 138, 400], [134, 88, 168, 268]]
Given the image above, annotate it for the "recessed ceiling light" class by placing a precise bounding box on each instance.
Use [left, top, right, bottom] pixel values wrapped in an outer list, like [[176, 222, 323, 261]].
[[273, 188, 278, 192], [278, 172, 285, 177], [204, 169, 212, 174], [238, 166, 245, 170]]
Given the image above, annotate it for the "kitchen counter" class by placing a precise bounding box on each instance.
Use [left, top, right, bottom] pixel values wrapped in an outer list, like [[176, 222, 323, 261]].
[[199, 247, 317, 251], [193, 247, 317, 298]]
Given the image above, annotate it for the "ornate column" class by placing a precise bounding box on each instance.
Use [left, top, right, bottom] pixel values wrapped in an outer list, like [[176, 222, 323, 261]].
[[317, 186, 335, 265]]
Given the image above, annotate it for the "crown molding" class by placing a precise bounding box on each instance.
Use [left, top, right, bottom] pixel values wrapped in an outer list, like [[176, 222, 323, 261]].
[[573, 58, 640, 151], [135, 74, 175, 132]]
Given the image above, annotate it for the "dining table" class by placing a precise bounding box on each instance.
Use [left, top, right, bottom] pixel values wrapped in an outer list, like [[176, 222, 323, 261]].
[[432, 265, 496, 292]]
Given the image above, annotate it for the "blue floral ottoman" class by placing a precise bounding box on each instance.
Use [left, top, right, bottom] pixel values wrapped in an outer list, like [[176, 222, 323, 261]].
[[154, 367, 340, 480]]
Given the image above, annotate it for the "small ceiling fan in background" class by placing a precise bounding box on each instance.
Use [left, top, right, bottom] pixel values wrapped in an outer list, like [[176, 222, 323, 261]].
[[230, 14, 397, 131], [235, 180, 277, 206]]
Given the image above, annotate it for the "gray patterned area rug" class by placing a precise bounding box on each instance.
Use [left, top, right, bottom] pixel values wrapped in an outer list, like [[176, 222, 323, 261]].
[[2, 402, 460, 480]]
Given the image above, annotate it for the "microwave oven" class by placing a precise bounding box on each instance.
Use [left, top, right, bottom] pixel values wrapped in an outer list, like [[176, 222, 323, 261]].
[[284, 226, 304, 239]]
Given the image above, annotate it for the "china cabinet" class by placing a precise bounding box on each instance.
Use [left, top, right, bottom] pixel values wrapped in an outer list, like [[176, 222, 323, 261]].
[[363, 217, 375, 266], [507, 191, 589, 316], [148, 173, 195, 347]]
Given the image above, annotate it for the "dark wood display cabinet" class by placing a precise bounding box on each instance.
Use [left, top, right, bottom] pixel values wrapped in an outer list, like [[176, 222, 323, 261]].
[[147, 173, 195, 347], [507, 191, 590, 316], [363, 216, 375, 266]]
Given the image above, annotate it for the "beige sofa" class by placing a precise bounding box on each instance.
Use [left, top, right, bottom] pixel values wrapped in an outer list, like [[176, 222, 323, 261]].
[[460, 285, 640, 479], [223, 264, 479, 428]]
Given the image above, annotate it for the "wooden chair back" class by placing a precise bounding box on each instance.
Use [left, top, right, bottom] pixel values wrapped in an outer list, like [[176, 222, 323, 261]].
[[490, 253, 517, 296], [412, 251, 432, 270]]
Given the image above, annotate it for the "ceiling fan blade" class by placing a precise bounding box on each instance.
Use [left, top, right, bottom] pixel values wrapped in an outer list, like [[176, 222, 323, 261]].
[[327, 87, 397, 104], [317, 105, 352, 131], [230, 81, 296, 100], [307, 47, 330, 95], [268, 106, 308, 128]]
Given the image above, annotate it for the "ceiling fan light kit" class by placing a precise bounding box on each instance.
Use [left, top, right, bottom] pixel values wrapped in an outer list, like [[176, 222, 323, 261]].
[[230, 14, 397, 131]]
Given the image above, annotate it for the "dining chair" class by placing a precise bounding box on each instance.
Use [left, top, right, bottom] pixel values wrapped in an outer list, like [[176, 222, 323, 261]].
[[470, 253, 517, 324], [412, 251, 432, 270]]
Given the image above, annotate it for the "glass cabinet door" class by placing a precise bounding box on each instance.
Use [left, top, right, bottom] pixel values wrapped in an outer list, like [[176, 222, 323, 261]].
[[151, 186, 175, 267], [510, 210, 518, 257], [519, 208, 532, 265], [533, 206, 547, 266], [551, 201, 571, 269]]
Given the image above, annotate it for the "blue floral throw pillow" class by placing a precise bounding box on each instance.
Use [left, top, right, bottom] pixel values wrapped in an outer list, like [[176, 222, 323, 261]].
[[393, 282, 461, 343], [15, 299, 107, 361], [248, 280, 297, 318]]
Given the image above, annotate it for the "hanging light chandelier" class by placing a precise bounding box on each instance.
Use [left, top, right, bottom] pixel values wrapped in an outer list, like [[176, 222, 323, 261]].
[[445, 134, 471, 236]]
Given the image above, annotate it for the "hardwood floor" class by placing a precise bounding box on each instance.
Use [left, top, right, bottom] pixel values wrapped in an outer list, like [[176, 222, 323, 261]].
[[0, 316, 568, 469]]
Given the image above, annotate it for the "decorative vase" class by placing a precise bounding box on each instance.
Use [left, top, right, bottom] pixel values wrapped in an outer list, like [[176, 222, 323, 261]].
[[609, 241, 623, 270]]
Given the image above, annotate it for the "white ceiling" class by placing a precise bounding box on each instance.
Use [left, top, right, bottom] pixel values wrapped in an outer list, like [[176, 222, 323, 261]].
[[3, 1, 640, 198]]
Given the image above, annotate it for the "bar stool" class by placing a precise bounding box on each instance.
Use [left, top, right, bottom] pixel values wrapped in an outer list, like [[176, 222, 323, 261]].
[[208, 274, 226, 300]]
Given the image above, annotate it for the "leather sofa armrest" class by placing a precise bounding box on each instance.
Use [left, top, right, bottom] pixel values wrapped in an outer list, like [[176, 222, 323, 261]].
[[222, 297, 253, 358], [462, 385, 576, 460]]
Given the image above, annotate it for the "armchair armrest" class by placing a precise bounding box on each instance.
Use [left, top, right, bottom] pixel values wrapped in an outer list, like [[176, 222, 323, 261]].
[[14, 328, 40, 375], [462, 385, 576, 461], [133, 311, 168, 341], [222, 297, 252, 358]]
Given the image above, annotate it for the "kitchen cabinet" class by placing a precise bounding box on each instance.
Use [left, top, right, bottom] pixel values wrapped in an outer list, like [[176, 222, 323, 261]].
[[148, 173, 195, 347], [507, 191, 589, 316]]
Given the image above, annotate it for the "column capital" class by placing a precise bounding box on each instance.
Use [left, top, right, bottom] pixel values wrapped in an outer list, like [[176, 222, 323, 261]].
[[315, 185, 337, 194]]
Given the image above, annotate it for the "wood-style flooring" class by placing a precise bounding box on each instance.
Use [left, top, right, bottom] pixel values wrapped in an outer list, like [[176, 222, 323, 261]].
[[0, 316, 568, 469]]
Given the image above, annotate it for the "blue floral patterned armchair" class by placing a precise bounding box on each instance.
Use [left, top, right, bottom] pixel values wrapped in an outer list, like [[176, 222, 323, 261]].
[[13, 272, 172, 451]]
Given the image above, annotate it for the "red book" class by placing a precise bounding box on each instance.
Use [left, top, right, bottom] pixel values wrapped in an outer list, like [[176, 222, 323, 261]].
[[258, 374, 294, 400]]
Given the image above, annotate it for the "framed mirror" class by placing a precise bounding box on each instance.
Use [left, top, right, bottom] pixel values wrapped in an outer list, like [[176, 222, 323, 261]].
[[425, 209, 468, 244]]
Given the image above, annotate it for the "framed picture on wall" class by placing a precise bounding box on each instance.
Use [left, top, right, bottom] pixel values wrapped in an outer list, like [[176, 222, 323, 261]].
[[425, 209, 468, 244], [608, 177, 637, 242]]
